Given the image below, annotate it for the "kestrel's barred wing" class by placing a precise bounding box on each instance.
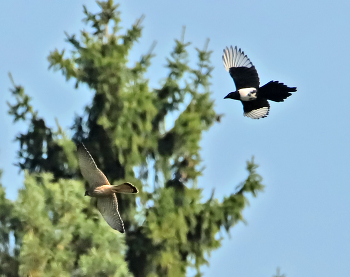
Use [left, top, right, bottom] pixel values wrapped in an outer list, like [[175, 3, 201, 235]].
[[242, 98, 270, 119], [222, 46, 260, 90], [97, 194, 124, 233], [77, 143, 109, 189]]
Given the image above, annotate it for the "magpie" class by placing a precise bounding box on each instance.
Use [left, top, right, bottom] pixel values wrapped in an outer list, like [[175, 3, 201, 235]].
[[223, 46, 297, 119]]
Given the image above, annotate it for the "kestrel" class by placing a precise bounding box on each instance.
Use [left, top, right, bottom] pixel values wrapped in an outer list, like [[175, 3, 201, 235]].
[[77, 143, 138, 233], [222, 46, 297, 119]]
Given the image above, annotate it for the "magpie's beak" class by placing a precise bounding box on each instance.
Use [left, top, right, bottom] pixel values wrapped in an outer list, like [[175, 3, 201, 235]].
[[224, 91, 237, 100], [84, 191, 88, 196]]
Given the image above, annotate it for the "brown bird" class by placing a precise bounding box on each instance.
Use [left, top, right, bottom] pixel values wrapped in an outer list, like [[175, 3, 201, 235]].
[[77, 143, 138, 233]]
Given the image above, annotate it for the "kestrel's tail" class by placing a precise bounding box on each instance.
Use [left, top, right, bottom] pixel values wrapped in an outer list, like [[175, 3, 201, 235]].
[[112, 182, 139, 194], [259, 81, 296, 102]]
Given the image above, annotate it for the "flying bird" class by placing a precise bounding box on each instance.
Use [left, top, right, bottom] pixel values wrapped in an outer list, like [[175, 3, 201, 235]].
[[77, 143, 138, 233], [223, 46, 297, 119]]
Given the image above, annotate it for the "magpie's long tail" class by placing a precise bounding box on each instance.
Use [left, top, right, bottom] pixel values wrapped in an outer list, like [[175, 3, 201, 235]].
[[258, 81, 296, 102]]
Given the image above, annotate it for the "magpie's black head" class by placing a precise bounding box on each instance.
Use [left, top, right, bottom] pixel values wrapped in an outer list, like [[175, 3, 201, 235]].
[[224, 91, 240, 100], [84, 191, 89, 196]]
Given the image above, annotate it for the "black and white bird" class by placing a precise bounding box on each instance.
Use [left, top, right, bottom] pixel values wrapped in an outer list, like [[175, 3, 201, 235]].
[[223, 46, 297, 119]]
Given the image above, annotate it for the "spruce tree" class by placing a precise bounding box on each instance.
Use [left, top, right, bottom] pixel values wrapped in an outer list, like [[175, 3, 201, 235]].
[[2, 1, 264, 276]]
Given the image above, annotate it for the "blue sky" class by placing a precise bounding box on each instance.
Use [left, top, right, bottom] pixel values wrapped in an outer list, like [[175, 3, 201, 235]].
[[1, 0, 350, 276]]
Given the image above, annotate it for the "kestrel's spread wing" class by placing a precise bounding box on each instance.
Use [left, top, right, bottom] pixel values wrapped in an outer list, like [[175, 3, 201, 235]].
[[222, 46, 260, 90], [97, 194, 124, 233], [77, 143, 109, 189]]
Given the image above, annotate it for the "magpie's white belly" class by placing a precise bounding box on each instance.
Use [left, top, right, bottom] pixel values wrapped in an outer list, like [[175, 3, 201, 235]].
[[238, 88, 257, 101]]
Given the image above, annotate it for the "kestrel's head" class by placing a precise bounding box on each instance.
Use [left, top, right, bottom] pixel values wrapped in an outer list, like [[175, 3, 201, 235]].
[[84, 191, 90, 196]]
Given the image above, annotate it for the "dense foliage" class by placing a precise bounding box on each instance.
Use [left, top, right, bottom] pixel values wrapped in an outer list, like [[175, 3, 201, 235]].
[[1, 1, 264, 276]]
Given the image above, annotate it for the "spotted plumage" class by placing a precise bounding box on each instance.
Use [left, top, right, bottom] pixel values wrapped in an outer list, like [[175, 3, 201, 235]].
[[223, 46, 297, 119], [77, 143, 138, 233]]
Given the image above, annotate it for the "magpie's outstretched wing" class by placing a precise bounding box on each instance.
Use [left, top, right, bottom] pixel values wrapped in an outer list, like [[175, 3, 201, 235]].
[[223, 46, 260, 90], [241, 98, 270, 119]]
